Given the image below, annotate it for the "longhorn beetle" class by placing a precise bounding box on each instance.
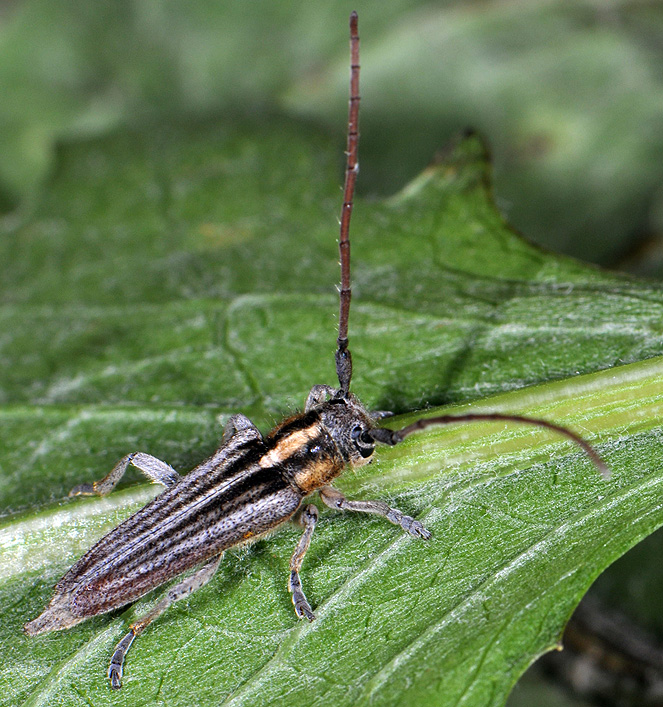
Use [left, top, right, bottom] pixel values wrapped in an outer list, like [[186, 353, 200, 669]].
[[24, 11, 609, 689]]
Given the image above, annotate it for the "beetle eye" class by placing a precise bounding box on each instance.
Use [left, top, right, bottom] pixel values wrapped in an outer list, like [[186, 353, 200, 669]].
[[352, 426, 375, 458]]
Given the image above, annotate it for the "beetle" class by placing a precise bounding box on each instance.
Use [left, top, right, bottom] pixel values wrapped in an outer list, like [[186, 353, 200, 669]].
[[24, 11, 608, 689]]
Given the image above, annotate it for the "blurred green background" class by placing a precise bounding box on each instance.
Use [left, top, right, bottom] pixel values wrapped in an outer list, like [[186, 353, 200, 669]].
[[3, 0, 663, 704], [2, 0, 663, 271]]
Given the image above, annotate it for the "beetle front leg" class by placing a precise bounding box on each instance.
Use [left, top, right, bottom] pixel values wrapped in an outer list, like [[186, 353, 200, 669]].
[[320, 486, 431, 539], [288, 504, 319, 621], [70, 452, 181, 497]]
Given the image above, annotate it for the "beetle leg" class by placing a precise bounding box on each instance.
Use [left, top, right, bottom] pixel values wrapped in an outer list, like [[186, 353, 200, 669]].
[[288, 504, 319, 621], [221, 414, 262, 444], [108, 554, 222, 689], [69, 452, 181, 497], [320, 486, 431, 539], [370, 409, 394, 421], [305, 385, 336, 411]]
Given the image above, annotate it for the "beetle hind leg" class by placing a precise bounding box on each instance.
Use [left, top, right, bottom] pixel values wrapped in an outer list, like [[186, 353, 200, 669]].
[[108, 555, 222, 689]]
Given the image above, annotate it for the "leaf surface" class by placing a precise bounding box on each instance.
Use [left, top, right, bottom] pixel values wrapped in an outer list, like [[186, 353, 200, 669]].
[[1, 121, 663, 706]]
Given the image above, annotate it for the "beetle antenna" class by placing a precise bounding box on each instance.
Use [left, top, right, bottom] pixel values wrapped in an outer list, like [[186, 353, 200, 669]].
[[335, 10, 360, 397], [369, 413, 610, 479]]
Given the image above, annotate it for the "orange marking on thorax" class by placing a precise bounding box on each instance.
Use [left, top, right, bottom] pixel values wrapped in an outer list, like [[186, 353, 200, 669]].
[[291, 458, 343, 495], [259, 425, 321, 468], [261, 421, 345, 494]]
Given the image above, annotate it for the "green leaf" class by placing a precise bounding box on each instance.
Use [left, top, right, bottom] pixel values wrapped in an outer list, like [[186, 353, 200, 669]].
[[2, 120, 663, 706]]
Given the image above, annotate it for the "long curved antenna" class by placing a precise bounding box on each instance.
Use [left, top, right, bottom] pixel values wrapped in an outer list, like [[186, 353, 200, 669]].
[[369, 413, 610, 479], [335, 10, 360, 396]]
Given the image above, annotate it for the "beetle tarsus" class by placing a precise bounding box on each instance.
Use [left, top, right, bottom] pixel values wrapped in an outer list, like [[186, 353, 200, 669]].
[[68, 482, 96, 497], [386, 508, 432, 540], [290, 570, 316, 622], [319, 486, 432, 540], [108, 629, 135, 689]]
